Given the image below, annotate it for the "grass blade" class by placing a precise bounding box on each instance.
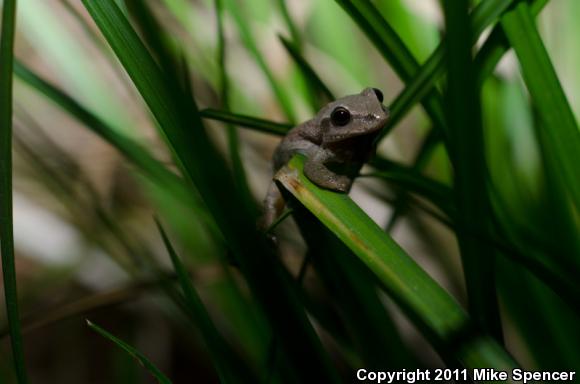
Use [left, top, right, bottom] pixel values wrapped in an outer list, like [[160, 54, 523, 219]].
[[0, 0, 29, 382], [501, 3, 580, 210], [14, 62, 174, 186], [222, 0, 296, 122], [275, 0, 301, 48], [276, 155, 519, 372], [475, 0, 549, 87], [382, 128, 442, 231], [335, 0, 446, 140], [155, 220, 255, 384], [363, 169, 453, 217], [278, 35, 335, 106], [200, 108, 291, 135], [125, 0, 178, 75], [13, 62, 219, 236], [384, 0, 531, 136], [87, 320, 172, 384], [443, 0, 502, 340], [215, 0, 255, 212]]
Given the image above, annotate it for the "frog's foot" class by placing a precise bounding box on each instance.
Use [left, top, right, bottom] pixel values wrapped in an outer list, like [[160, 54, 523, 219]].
[[304, 167, 352, 192], [332, 175, 352, 192], [259, 182, 285, 232]]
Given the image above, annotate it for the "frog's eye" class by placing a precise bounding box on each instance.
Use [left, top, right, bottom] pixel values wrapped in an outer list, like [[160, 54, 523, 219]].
[[330, 107, 351, 126], [372, 88, 384, 103]]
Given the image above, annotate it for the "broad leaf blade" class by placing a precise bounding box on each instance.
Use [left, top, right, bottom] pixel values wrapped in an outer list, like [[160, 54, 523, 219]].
[[275, 156, 518, 371]]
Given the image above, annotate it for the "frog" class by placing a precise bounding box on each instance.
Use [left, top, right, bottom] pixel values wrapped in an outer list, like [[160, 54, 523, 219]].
[[261, 87, 389, 229]]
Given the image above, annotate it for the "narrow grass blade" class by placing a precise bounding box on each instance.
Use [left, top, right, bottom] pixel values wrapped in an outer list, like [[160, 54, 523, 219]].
[[374, 161, 580, 306], [0, 280, 160, 338], [498, 259, 580, 370], [215, 0, 255, 212], [222, 0, 296, 122], [475, 0, 549, 87], [87, 320, 172, 384], [367, 154, 454, 218], [443, 0, 502, 340], [13, 62, 218, 236], [364, 168, 453, 217], [383, 128, 442, 230], [125, 0, 179, 75], [384, 0, 531, 137], [276, 155, 519, 372], [501, 3, 580, 210], [14, 62, 176, 186], [336, 0, 515, 139], [335, 0, 446, 140], [275, 0, 301, 48], [155, 220, 255, 384], [200, 108, 291, 135], [0, 0, 29, 382], [278, 35, 335, 106]]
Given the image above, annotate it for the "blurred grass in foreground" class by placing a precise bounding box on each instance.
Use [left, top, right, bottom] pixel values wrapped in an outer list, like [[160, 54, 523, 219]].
[[0, 0, 578, 382]]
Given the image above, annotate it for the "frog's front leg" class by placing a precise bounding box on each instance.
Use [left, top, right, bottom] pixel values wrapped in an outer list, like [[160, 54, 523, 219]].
[[304, 149, 352, 192]]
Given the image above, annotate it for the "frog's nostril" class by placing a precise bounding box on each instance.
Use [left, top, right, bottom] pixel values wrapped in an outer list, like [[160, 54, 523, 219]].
[[372, 88, 384, 103]]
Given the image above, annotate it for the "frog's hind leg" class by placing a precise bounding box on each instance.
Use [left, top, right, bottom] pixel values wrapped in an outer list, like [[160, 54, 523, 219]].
[[259, 182, 286, 231]]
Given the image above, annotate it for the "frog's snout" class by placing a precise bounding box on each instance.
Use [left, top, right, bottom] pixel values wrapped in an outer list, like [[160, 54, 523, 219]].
[[376, 106, 390, 127], [381, 104, 390, 118]]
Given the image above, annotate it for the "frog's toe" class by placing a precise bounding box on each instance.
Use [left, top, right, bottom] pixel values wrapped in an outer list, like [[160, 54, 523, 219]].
[[328, 178, 351, 192], [330, 175, 351, 192]]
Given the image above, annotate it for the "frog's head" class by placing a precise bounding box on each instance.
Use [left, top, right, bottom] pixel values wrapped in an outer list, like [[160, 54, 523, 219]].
[[318, 87, 389, 144]]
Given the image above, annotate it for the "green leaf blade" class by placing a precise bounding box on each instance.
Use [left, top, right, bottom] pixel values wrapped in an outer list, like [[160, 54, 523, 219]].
[[155, 220, 255, 384], [384, 0, 532, 137], [87, 320, 173, 384], [200, 108, 291, 136], [0, 0, 29, 381], [443, 0, 502, 340], [335, 0, 447, 139], [277, 156, 465, 336], [276, 155, 519, 372], [502, 3, 580, 210]]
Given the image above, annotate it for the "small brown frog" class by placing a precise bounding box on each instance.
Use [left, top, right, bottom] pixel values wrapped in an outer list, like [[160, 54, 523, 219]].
[[261, 87, 389, 228]]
